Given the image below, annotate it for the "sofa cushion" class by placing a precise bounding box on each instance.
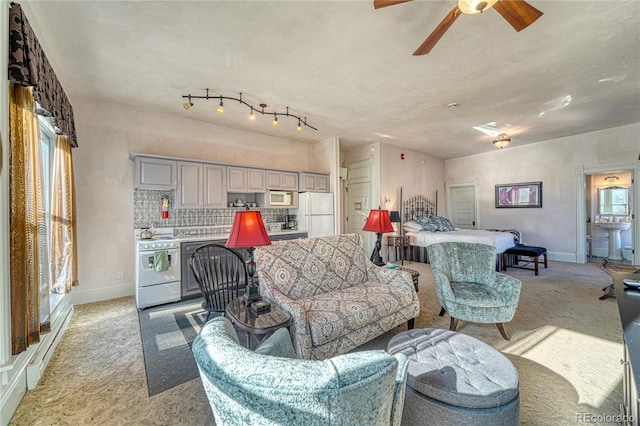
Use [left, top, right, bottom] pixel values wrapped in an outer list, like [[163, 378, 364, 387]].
[[304, 283, 416, 347], [256, 234, 369, 299], [450, 281, 510, 308]]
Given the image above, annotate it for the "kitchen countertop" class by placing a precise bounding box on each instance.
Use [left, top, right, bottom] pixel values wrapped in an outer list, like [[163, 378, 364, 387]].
[[176, 229, 306, 243]]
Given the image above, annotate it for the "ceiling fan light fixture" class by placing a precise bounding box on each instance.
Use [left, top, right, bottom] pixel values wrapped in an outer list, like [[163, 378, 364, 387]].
[[458, 0, 498, 14], [493, 132, 511, 149]]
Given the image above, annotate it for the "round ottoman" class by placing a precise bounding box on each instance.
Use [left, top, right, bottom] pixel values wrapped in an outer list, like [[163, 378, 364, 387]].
[[387, 328, 520, 426]]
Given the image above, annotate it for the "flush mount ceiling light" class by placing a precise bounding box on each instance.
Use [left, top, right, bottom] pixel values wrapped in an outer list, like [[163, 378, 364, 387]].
[[181, 89, 317, 132], [493, 133, 511, 149], [604, 176, 621, 184]]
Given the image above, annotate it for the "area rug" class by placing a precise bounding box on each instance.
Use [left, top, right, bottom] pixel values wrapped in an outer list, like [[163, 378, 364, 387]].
[[137, 298, 208, 396]]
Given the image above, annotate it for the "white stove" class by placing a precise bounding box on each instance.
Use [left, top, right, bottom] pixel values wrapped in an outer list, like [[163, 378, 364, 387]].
[[135, 228, 181, 309]]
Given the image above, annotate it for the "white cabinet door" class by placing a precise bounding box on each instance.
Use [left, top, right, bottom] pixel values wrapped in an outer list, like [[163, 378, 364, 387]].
[[299, 172, 329, 192], [282, 172, 299, 191], [247, 169, 266, 192], [266, 170, 283, 189], [227, 167, 247, 192], [203, 165, 226, 208], [134, 157, 177, 189], [175, 162, 203, 209], [266, 171, 298, 190]]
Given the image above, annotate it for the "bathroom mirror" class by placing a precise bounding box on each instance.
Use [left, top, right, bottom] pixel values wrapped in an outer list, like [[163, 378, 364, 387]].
[[598, 186, 629, 215]]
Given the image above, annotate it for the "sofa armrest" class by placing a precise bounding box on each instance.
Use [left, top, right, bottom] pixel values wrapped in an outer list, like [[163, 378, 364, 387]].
[[367, 264, 414, 292], [432, 269, 455, 307], [259, 274, 314, 359]]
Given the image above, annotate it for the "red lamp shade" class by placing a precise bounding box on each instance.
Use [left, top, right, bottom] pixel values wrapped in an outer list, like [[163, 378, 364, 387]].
[[362, 209, 394, 234], [226, 210, 271, 248]]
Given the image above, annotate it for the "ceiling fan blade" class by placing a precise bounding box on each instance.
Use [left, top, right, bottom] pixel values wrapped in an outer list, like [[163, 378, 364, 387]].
[[493, 0, 543, 32], [413, 6, 462, 56], [374, 0, 412, 9]]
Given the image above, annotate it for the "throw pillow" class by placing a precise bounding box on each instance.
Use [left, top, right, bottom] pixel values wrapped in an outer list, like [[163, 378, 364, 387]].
[[415, 216, 438, 232], [254, 327, 298, 359], [403, 221, 424, 232], [429, 215, 455, 232]]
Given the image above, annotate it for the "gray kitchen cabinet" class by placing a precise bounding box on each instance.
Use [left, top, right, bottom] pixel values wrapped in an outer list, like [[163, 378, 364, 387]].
[[176, 162, 226, 209], [266, 170, 299, 191], [134, 156, 177, 190], [299, 172, 329, 192], [227, 167, 266, 193]]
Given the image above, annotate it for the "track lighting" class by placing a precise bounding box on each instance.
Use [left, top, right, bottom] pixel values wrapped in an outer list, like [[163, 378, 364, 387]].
[[181, 89, 317, 131], [217, 96, 224, 114], [183, 95, 193, 110]]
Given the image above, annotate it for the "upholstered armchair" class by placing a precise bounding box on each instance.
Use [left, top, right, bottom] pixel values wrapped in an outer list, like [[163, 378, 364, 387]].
[[192, 317, 409, 426], [426, 242, 522, 340]]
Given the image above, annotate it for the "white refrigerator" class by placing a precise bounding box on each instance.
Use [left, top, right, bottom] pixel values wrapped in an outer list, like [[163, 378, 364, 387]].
[[297, 192, 335, 237]]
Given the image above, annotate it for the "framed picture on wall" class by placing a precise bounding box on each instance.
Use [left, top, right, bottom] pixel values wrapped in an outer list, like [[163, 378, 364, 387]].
[[495, 182, 542, 208]]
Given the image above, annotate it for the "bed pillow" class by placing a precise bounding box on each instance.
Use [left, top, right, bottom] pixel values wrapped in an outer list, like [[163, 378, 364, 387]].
[[415, 216, 438, 232], [403, 221, 424, 232], [429, 215, 455, 232]]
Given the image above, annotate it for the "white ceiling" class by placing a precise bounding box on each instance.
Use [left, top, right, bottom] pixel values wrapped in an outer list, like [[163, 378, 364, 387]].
[[20, 0, 640, 160]]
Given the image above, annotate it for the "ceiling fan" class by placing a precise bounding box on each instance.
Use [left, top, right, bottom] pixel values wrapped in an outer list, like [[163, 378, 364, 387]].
[[374, 0, 543, 55]]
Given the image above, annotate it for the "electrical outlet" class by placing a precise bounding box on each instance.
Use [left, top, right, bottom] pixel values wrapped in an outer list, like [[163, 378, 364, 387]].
[[116, 271, 124, 280]]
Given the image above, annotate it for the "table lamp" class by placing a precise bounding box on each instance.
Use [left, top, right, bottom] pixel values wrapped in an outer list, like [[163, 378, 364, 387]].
[[389, 210, 401, 235], [226, 207, 271, 305], [363, 209, 394, 266]]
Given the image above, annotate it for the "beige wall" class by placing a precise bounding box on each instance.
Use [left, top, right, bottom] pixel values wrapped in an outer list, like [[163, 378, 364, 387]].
[[444, 123, 640, 261], [71, 98, 314, 304]]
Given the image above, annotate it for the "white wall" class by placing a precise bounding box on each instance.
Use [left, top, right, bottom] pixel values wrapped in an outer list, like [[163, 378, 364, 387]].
[[380, 144, 444, 214], [444, 124, 640, 261], [71, 97, 314, 304]]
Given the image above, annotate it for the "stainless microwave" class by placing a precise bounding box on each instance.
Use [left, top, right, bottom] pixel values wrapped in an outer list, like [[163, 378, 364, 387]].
[[268, 190, 297, 207]]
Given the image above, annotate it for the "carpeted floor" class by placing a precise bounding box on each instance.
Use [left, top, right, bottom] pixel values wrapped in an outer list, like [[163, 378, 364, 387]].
[[10, 260, 624, 425]]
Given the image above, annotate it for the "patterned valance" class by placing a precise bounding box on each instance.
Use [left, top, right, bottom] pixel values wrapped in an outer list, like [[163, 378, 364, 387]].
[[8, 3, 78, 147]]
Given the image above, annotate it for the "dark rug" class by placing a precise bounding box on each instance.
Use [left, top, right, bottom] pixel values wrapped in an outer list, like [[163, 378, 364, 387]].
[[137, 298, 209, 396]]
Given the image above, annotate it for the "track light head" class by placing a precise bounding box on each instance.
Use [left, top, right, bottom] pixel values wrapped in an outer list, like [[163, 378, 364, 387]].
[[183, 102, 193, 110], [272, 114, 278, 127], [217, 97, 224, 114]]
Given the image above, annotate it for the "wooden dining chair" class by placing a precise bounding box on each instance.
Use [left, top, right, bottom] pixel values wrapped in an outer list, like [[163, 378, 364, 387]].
[[189, 243, 248, 321]]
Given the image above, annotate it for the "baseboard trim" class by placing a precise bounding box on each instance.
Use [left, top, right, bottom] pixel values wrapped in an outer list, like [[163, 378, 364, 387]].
[[0, 349, 33, 426], [72, 283, 134, 305], [548, 251, 576, 263]]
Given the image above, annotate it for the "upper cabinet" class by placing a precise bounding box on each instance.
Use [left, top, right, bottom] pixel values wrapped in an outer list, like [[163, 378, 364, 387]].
[[266, 170, 298, 191], [134, 157, 177, 190], [227, 167, 266, 193], [299, 172, 330, 193], [175, 162, 226, 209]]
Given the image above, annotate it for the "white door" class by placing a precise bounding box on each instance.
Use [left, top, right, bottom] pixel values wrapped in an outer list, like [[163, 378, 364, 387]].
[[449, 184, 477, 229], [346, 159, 374, 254]]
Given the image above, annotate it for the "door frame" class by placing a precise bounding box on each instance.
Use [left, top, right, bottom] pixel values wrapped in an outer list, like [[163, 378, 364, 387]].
[[576, 163, 639, 265], [346, 159, 374, 255], [445, 180, 479, 229]]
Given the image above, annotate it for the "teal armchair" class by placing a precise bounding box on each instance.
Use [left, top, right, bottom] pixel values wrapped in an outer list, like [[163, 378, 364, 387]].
[[192, 317, 409, 426], [426, 242, 522, 340]]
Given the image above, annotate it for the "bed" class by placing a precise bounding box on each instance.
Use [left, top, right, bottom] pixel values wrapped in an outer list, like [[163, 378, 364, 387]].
[[400, 195, 521, 270]]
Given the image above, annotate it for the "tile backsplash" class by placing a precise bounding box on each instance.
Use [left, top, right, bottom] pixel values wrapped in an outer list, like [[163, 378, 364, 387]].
[[134, 189, 288, 229]]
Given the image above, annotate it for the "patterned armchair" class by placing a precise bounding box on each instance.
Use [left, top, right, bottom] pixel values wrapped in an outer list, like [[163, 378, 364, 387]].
[[192, 317, 409, 426], [426, 242, 522, 340], [255, 233, 420, 360]]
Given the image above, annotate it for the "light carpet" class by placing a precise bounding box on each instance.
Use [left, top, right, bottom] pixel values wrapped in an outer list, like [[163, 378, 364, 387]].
[[10, 260, 623, 425]]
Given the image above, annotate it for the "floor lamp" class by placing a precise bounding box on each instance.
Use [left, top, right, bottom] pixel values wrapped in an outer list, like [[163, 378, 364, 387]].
[[363, 209, 394, 266]]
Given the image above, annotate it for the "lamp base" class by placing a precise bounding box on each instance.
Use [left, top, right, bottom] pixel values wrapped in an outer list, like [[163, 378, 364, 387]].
[[241, 284, 262, 306], [370, 233, 385, 266]]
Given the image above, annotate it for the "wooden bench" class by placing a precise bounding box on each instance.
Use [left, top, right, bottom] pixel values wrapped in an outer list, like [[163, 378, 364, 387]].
[[503, 244, 547, 276]]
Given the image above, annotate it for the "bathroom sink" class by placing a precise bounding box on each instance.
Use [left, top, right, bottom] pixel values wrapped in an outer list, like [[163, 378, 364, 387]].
[[598, 222, 631, 230]]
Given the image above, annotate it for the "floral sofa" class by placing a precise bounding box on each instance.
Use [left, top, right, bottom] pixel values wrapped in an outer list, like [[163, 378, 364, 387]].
[[255, 233, 420, 360]]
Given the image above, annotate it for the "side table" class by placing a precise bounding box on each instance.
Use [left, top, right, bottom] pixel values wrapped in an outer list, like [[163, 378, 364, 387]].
[[387, 235, 411, 265], [225, 299, 292, 350], [398, 266, 420, 292]]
